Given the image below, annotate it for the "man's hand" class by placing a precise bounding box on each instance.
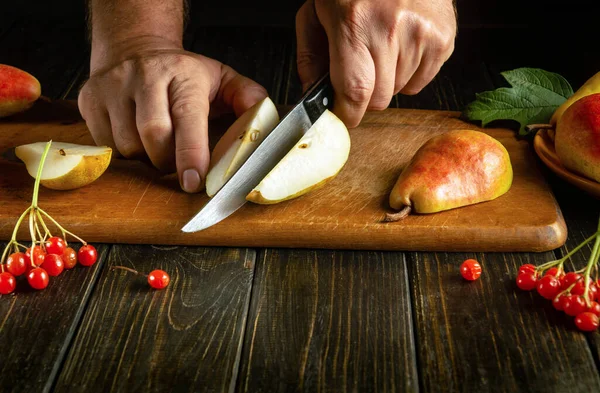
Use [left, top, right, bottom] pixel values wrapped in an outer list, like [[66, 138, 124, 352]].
[[296, 0, 457, 128], [78, 39, 267, 193]]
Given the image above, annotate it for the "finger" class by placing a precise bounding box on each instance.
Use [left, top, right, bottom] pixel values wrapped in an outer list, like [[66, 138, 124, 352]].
[[368, 48, 397, 110], [399, 53, 443, 96], [107, 99, 145, 159], [218, 64, 268, 118], [295, 0, 329, 92], [169, 73, 211, 193], [134, 80, 175, 172], [78, 84, 117, 151], [328, 37, 375, 128]]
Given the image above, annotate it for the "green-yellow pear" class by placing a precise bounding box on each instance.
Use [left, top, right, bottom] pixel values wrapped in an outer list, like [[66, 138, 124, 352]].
[[554, 93, 600, 183], [385, 130, 513, 221], [551, 71, 600, 126]]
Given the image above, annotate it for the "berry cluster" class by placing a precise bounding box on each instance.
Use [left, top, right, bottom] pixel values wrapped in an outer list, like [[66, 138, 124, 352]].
[[0, 142, 98, 294], [516, 220, 600, 332]]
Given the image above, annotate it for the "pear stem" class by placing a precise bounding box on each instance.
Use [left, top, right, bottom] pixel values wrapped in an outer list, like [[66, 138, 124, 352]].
[[525, 123, 554, 134], [383, 206, 412, 222]]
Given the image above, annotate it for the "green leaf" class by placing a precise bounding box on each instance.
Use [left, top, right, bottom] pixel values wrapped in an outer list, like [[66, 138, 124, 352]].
[[462, 68, 573, 136]]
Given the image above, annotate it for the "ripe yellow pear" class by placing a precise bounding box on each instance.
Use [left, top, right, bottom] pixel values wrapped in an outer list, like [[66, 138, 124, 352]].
[[385, 130, 513, 221], [554, 93, 600, 183], [15, 142, 112, 190], [551, 71, 600, 126]]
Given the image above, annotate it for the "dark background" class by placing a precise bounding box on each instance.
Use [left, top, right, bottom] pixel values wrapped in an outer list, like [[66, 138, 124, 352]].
[[1, 0, 599, 101]]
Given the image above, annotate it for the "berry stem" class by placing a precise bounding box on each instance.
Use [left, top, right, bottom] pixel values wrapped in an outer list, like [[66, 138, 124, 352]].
[[28, 209, 36, 251], [31, 140, 52, 209], [35, 210, 52, 239], [536, 230, 600, 272], [583, 218, 600, 306], [38, 208, 86, 245], [111, 265, 147, 277]]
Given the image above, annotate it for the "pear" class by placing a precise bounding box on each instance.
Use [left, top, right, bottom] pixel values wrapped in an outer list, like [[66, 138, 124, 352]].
[[554, 93, 600, 183], [246, 109, 350, 204], [15, 141, 112, 190], [0, 64, 41, 118], [551, 71, 600, 126], [385, 130, 513, 221], [205, 97, 279, 197]]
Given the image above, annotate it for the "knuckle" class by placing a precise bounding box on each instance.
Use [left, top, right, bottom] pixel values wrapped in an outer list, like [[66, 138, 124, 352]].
[[138, 118, 173, 143], [342, 79, 374, 106], [171, 99, 202, 119], [117, 141, 144, 158]]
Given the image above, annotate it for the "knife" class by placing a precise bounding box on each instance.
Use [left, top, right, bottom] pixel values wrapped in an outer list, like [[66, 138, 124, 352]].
[[181, 72, 334, 233]]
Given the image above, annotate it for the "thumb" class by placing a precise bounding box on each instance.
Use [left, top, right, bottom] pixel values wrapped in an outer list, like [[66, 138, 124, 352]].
[[169, 73, 212, 193], [295, 0, 329, 93]]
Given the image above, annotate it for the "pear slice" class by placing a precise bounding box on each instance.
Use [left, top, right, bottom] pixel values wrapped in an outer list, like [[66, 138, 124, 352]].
[[246, 109, 351, 204], [15, 141, 112, 190], [205, 97, 279, 197]]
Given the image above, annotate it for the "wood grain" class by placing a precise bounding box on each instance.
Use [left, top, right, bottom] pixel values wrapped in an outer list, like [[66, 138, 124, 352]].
[[0, 243, 109, 393], [0, 99, 566, 252], [407, 250, 600, 392], [237, 249, 418, 392], [54, 245, 256, 393]]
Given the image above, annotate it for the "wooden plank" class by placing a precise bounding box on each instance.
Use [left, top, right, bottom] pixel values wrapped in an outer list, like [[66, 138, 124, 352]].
[[0, 243, 109, 393], [237, 249, 418, 392], [0, 15, 87, 100], [408, 250, 600, 392], [54, 245, 256, 392], [0, 100, 566, 252]]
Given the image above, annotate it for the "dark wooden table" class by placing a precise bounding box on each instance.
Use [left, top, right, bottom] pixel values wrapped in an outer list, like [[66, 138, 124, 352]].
[[2, 2, 600, 392]]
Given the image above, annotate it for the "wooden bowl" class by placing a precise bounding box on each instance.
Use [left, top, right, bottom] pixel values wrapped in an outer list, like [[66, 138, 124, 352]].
[[533, 128, 600, 199]]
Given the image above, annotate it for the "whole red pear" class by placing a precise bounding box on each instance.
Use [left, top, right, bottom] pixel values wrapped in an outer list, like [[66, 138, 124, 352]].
[[0, 64, 41, 118], [555, 93, 600, 183]]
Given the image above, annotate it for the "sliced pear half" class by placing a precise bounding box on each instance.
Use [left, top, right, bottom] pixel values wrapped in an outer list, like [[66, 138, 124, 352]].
[[246, 109, 350, 204], [205, 97, 279, 197], [15, 141, 112, 190]]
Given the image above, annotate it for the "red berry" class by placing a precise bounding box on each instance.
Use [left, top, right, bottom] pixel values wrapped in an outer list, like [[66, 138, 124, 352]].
[[518, 264, 536, 275], [544, 267, 560, 277], [27, 268, 49, 290], [460, 259, 482, 281], [553, 295, 565, 311], [575, 312, 600, 332], [562, 272, 582, 289], [41, 254, 64, 276], [587, 301, 600, 317], [26, 246, 46, 267], [147, 270, 170, 289], [536, 275, 561, 299], [45, 236, 66, 255], [6, 252, 27, 276], [78, 245, 97, 266], [0, 272, 16, 295], [62, 247, 77, 269], [564, 295, 587, 316], [516, 272, 537, 290]]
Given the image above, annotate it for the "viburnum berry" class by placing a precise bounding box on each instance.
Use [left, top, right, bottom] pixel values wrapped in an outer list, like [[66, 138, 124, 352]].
[[563, 295, 587, 317], [6, 252, 27, 276], [0, 272, 16, 295], [26, 245, 46, 267], [561, 272, 582, 289], [537, 275, 562, 299], [575, 312, 600, 332], [553, 295, 566, 311], [62, 247, 77, 269], [518, 264, 536, 275], [41, 254, 64, 276], [78, 245, 98, 266], [544, 267, 560, 277], [27, 268, 49, 290], [460, 259, 482, 281], [587, 301, 600, 317], [148, 270, 170, 289], [45, 236, 66, 256], [516, 272, 537, 291]]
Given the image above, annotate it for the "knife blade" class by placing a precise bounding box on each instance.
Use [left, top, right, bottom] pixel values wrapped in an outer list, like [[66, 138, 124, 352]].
[[181, 72, 334, 233]]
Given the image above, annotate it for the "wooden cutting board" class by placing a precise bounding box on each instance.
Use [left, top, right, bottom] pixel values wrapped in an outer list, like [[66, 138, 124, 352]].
[[0, 99, 566, 252]]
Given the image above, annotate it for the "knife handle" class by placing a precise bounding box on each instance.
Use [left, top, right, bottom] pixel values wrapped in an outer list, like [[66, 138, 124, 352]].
[[302, 72, 334, 124]]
